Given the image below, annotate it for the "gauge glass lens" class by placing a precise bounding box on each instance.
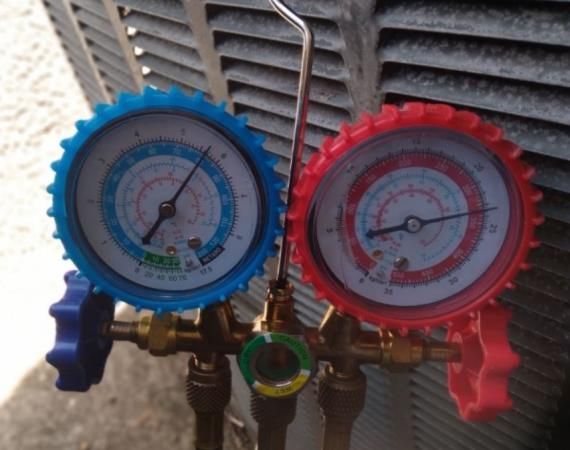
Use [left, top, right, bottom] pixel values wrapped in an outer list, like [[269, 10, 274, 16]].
[[72, 112, 261, 294], [310, 127, 519, 308]]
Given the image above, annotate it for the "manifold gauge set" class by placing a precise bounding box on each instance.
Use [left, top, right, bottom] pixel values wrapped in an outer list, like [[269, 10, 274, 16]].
[[46, 87, 540, 448], [44, 5, 541, 450]]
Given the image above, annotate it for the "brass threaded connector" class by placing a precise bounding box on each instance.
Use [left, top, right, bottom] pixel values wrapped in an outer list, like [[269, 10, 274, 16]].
[[186, 355, 232, 450], [318, 366, 367, 450], [107, 321, 137, 341], [250, 392, 297, 450], [318, 366, 366, 420], [186, 355, 231, 413], [250, 392, 297, 426]]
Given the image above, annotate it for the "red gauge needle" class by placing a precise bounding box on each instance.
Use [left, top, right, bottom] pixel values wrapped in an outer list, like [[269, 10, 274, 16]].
[[141, 147, 210, 245], [366, 206, 498, 239]]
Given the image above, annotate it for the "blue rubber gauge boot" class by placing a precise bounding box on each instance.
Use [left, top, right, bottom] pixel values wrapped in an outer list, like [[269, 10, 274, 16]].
[[48, 86, 283, 313]]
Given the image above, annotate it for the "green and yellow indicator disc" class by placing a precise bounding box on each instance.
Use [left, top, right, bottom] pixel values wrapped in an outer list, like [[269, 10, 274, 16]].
[[239, 332, 313, 398]]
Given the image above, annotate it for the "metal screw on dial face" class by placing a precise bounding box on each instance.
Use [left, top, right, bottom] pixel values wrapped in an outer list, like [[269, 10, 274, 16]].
[[406, 217, 422, 233], [372, 249, 384, 260], [188, 236, 202, 250], [393, 257, 409, 270], [159, 202, 176, 218]]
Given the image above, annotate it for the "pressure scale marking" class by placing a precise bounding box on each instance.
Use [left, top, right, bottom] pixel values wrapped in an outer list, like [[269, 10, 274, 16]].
[[76, 114, 257, 292], [51, 87, 282, 312], [314, 134, 510, 308], [289, 103, 540, 329]]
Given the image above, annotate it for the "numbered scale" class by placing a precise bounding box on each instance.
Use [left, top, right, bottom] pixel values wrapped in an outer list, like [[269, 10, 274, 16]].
[[48, 86, 282, 312], [289, 103, 541, 331]]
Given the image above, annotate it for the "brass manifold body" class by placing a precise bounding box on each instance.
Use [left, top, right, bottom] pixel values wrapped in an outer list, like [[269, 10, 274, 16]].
[[105, 282, 459, 369], [104, 281, 460, 450]]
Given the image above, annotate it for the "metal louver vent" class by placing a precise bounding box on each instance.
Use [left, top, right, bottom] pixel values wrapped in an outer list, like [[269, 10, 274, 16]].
[[42, 0, 108, 105], [70, 0, 136, 95], [206, 0, 353, 179], [42, 0, 141, 102], [42, 0, 570, 449], [117, 0, 210, 95]]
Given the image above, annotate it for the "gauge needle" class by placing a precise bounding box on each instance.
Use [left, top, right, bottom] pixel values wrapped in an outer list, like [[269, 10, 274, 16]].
[[142, 147, 210, 245], [366, 206, 497, 239]]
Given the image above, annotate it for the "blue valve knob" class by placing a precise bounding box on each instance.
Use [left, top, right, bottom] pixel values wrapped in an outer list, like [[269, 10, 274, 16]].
[[46, 270, 115, 391]]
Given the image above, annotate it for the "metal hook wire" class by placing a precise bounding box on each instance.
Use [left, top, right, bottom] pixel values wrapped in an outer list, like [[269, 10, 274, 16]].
[[269, 0, 315, 286]]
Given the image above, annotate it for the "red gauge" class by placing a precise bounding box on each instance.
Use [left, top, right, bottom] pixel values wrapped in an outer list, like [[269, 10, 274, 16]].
[[289, 103, 542, 331]]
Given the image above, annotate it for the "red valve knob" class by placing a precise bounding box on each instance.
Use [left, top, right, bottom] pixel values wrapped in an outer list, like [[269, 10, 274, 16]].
[[447, 303, 520, 421]]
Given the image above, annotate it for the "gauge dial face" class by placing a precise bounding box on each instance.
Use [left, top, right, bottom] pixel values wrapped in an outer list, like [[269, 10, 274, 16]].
[[70, 112, 262, 298], [310, 127, 522, 311]]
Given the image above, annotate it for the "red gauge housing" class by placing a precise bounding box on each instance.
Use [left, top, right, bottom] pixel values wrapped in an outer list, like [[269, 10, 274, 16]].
[[288, 103, 541, 332]]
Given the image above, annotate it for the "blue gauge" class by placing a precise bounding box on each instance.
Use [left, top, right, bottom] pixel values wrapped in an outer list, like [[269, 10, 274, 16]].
[[49, 87, 282, 312]]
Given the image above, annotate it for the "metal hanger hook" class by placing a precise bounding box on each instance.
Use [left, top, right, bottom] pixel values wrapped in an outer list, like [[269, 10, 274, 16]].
[[269, 0, 315, 285]]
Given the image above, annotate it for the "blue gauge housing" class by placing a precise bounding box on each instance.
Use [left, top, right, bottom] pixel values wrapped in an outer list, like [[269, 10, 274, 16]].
[[49, 86, 283, 313]]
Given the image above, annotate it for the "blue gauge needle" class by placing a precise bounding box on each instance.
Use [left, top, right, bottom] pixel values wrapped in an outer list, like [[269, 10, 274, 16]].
[[365, 206, 497, 239], [142, 146, 210, 245]]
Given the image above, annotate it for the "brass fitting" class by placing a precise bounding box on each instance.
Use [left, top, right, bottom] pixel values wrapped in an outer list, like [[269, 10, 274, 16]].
[[242, 280, 314, 399], [107, 301, 253, 356], [380, 330, 461, 371], [318, 365, 366, 450], [254, 280, 304, 335], [104, 289, 462, 450], [251, 392, 297, 450], [313, 309, 370, 450], [245, 280, 307, 449], [107, 303, 460, 369], [136, 313, 179, 356], [186, 354, 232, 450], [306, 307, 382, 371], [304, 307, 460, 372]]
